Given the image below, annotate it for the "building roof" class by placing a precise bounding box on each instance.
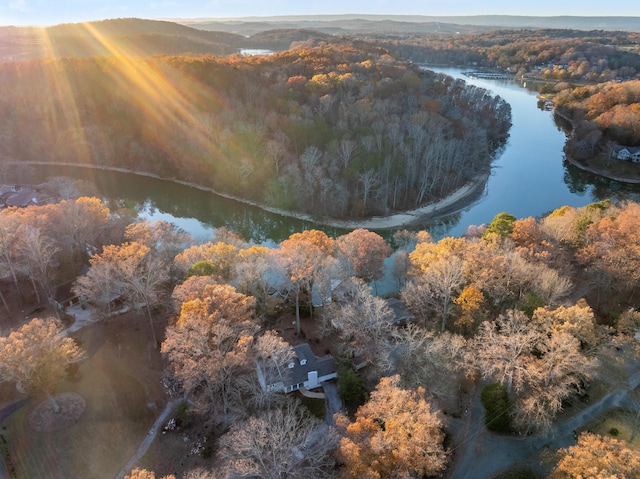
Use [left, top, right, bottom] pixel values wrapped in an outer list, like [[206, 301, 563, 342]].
[[287, 343, 336, 387], [5, 189, 46, 207], [614, 146, 640, 154], [384, 298, 414, 325]]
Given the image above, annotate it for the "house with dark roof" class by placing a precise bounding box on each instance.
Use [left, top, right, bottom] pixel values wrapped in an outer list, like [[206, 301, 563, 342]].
[[6, 189, 45, 207], [0, 185, 49, 208], [257, 343, 337, 394]]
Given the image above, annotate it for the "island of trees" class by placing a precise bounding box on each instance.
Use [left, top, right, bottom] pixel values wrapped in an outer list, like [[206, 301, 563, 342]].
[[0, 34, 510, 219]]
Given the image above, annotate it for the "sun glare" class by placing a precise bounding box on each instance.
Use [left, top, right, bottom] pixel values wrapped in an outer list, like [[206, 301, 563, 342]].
[[35, 22, 232, 175]]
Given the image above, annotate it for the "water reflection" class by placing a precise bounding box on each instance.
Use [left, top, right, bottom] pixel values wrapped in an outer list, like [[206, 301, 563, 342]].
[[563, 162, 640, 203], [30, 164, 351, 244]]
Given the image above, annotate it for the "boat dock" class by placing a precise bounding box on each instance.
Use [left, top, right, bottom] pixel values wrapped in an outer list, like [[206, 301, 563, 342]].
[[463, 71, 514, 80]]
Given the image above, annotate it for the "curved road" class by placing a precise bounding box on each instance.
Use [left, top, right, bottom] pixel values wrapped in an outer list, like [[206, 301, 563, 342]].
[[448, 368, 640, 479]]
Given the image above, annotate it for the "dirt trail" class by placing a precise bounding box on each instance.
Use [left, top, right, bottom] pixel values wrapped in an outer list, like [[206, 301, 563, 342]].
[[115, 399, 178, 479]]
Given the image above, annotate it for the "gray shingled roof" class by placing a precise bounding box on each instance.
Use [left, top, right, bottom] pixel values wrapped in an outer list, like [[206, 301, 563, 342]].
[[286, 343, 336, 388]]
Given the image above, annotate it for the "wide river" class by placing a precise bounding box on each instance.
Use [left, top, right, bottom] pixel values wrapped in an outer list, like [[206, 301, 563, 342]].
[[32, 67, 640, 244]]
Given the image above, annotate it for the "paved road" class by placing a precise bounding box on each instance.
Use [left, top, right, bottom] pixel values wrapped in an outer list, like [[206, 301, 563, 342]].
[[448, 366, 640, 479]]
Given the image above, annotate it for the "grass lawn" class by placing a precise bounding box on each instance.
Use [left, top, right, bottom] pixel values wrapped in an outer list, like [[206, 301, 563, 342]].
[[581, 153, 640, 181], [581, 408, 640, 450], [1, 314, 167, 479]]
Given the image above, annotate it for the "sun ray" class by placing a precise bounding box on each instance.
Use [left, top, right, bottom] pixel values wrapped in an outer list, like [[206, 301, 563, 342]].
[[34, 29, 93, 168], [75, 22, 230, 166]]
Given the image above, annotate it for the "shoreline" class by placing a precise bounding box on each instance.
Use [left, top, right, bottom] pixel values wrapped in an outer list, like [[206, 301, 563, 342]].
[[563, 156, 640, 185], [13, 161, 489, 230]]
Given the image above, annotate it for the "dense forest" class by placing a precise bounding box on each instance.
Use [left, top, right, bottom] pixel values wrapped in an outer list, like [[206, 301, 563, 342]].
[[0, 37, 510, 217], [553, 79, 640, 159], [376, 29, 640, 82]]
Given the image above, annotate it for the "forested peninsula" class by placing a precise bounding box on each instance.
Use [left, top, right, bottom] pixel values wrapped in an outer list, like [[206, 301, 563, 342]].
[[0, 38, 511, 218]]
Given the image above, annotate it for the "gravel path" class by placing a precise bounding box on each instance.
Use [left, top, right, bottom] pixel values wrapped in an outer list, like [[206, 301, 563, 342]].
[[115, 399, 178, 479]]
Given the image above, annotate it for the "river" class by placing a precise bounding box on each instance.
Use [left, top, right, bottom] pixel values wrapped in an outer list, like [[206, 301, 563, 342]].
[[30, 67, 640, 243], [424, 66, 640, 238]]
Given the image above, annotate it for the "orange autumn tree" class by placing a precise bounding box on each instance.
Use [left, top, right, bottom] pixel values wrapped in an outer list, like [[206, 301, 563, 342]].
[[161, 284, 258, 425], [550, 432, 640, 478], [337, 228, 391, 290], [124, 468, 175, 479], [277, 230, 333, 335], [336, 375, 448, 478], [0, 317, 85, 410]]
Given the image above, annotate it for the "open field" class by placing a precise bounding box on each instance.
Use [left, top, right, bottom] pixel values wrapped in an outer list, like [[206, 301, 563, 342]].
[[582, 408, 640, 450], [0, 313, 167, 479]]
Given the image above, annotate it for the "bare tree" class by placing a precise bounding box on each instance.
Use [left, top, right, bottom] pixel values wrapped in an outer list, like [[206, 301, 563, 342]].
[[473, 309, 598, 432], [73, 242, 170, 344], [17, 225, 60, 307], [386, 325, 468, 412], [0, 209, 24, 298], [358, 168, 378, 213], [266, 136, 286, 175], [219, 398, 337, 479], [330, 279, 394, 366], [404, 256, 465, 332], [337, 139, 357, 169], [512, 330, 596, 432], [251, 330, 295, 409], [473, 310, 541, 396], [54, 196, 112, 263]]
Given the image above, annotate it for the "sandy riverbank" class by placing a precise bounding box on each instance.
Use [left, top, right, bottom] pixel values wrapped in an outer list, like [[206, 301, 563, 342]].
[[14, 161, 489, 230], [282, 172, 490, 230]]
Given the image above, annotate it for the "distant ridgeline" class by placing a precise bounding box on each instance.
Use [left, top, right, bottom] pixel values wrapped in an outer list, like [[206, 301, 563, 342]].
[[0, 34, 511, 218]]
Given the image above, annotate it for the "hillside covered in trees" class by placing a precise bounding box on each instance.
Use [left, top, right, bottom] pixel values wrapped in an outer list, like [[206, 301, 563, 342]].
[[0, 27, 511, 218], [554, 79, 640, 160], [377, 29, 640, 83]]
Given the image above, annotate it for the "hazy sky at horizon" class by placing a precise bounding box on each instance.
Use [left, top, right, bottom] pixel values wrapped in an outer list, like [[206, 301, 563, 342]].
[[0, 1, 637, 27]]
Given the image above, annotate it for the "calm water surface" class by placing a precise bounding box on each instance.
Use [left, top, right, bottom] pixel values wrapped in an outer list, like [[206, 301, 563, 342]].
[[425, 67, 640, 237], [33, 67, 640, 243]]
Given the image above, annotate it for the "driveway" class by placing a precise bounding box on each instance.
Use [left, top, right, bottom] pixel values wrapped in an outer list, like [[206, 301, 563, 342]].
[[447, 365, 640, 479], [322, 381, 343, 425]]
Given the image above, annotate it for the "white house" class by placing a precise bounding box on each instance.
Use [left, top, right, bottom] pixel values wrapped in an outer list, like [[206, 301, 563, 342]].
[[257, 343, 337, 394], [612, 146, 640, 162]]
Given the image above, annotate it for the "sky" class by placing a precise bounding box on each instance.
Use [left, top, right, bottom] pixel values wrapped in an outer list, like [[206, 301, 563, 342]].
[[0, 0, 637, 27]]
